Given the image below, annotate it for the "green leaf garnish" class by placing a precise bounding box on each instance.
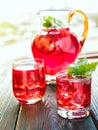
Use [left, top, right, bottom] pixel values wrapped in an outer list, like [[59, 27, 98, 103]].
[[67, 58, 98, 76], [42, 16, 65, 28]]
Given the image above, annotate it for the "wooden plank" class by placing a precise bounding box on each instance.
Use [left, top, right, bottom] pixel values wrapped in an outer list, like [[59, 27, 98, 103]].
[[0, 64, 20, 130], [0, 84, 20, 130], [15, 85, 97, 130], [91, 70, 98, 128], [0, 59, 98, 130]]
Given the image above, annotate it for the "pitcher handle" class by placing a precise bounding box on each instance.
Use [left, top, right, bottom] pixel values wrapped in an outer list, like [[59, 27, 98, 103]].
[[68, 10, 88, 50]]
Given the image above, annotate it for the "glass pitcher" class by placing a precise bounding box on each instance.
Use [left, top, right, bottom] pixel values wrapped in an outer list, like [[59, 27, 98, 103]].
[[31, 8, 88, 77]]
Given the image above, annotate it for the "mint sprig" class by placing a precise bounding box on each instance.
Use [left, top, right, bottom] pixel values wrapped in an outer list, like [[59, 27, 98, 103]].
[[42, 16, 65, 28], [67, 58, 98, 76]]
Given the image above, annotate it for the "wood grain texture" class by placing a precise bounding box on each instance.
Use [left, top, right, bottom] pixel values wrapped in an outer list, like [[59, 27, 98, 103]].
[[0, 76, 20, 130], [0, 60, 98, 130], [15, 85, 97, 130], [91, 70, 98, 128]]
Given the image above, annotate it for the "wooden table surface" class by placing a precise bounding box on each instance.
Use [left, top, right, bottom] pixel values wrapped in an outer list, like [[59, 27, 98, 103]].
[[0, 59, 98, 130]]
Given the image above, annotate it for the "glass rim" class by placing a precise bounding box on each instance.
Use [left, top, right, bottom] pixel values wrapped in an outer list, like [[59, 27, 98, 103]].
[[37, 7, 74, 15], [12, 57, 44, 66], [56, 70, 92, 81]]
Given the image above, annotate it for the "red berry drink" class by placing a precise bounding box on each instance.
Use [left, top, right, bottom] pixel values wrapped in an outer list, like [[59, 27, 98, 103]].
[[12, 58, 46, 104], [56, 71, 91, 119], [32, 28, 80, 75]]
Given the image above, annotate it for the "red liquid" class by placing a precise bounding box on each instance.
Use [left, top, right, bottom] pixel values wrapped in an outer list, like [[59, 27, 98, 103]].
[[31, 28, 80, 75], [56, 75, 91, 110], [12, 65, 46, 103]]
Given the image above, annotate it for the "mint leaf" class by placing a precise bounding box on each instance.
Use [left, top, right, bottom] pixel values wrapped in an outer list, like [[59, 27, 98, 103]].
[[42, 16, 65, 28], [68, 58, 98, 76]]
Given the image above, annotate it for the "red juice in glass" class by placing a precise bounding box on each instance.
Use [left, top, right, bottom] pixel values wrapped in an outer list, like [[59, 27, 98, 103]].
[[32, 28, 80, 75], [56, 71, 91, 119], [12, 58, 46, 104]]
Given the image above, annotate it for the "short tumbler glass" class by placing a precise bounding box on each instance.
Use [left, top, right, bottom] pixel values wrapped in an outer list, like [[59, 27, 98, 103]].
[[12, 58, 46, 104], [56, 70, 92, 119]]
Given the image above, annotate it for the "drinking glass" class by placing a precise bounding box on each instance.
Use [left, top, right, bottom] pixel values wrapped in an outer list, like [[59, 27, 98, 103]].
[[12, 58, 46, 104], [56, 70, 91, 119]]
